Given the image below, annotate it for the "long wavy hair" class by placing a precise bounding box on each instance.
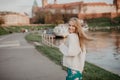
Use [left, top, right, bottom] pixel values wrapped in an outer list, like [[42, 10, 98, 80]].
[[68, 17, 91, 52]]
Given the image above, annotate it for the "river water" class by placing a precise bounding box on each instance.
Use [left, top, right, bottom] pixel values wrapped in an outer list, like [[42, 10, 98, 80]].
[[54, 31, 120, 76], [85, 31, 120, 76]]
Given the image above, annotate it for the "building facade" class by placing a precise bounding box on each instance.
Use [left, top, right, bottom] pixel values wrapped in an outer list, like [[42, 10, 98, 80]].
[[0, 12, 30, 26], [32, 0, 120, 19]]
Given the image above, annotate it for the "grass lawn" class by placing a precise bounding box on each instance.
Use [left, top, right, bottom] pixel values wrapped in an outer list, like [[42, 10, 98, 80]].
[[25, 33, 42, 42], [0, 24, 55, 36], [36, 46, 120, 80], [25, 33, 120, 80]]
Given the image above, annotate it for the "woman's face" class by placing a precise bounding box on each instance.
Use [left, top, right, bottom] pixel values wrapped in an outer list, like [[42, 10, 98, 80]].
[[68, 21, 76, 33]]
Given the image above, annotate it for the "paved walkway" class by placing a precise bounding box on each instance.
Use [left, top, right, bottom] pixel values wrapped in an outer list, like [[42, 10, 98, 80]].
[[0, 32, 120, 80], [0, 33, 66, 80]]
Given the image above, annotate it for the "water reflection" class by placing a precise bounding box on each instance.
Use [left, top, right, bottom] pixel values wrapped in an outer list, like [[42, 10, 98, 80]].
[[52, 31, 120, 75], [86, 32, 111, 52], [53, 38, 65, 46], [53, 31, 120, 60], [110, 31, 120, 60], [85, 31, 120, 60]]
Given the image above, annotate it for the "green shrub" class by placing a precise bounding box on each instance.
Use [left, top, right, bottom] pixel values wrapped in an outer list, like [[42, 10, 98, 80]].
[[86, 17, 120, 27], [0, 27, 9, 35]]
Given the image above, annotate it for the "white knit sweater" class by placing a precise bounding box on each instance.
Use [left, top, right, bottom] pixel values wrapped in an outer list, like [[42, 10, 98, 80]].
[[59, 33, 86, 73]]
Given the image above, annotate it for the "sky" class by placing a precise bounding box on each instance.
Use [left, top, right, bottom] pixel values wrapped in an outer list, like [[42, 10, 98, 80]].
[[0, 0, 113, 17]]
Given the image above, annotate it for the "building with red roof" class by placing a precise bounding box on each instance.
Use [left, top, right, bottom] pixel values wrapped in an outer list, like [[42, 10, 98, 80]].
[[32, 0, 120, 23]]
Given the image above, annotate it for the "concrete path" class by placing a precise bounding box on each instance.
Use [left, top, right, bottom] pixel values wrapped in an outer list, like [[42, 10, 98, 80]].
[[0, 33, 66, 80]]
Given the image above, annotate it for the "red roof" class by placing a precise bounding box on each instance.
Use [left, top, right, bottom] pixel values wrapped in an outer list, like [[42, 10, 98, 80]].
[[83, 2, 109, 6], [45, 2, 83, 9], [40, 2, 109, 10]]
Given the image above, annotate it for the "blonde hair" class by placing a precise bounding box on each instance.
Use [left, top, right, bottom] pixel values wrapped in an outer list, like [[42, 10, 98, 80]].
[[69, 17, 91, 52]]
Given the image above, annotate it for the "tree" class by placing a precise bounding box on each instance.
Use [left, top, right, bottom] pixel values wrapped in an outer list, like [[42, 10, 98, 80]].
[[0, 17, 4, 26], [52, 13, 64, 24], [45, 11, 52, 24], [36, 11, 45, 23], [32, 10, 46, 24]]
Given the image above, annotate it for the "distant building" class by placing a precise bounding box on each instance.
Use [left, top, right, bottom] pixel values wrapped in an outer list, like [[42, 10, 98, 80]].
[[32, 0, 120, 19], [0, 11, 30, 26]]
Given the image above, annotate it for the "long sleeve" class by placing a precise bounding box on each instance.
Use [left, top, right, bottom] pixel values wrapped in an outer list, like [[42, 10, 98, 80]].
[[59, 34, 81, 56], [79, 45, 86, 73]]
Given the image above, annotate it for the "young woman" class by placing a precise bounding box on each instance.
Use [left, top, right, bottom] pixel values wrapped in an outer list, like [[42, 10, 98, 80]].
[[59, 17, 91, 80]]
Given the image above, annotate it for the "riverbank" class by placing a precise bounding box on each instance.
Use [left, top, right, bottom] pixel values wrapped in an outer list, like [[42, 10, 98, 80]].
[[25, 32, 120, 80], [87, 17, 120, 27], [0, 24, 55, 36], [89, 26, 120, 31], [1, 17, 120, 36], [86, 17, 120, 31]]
